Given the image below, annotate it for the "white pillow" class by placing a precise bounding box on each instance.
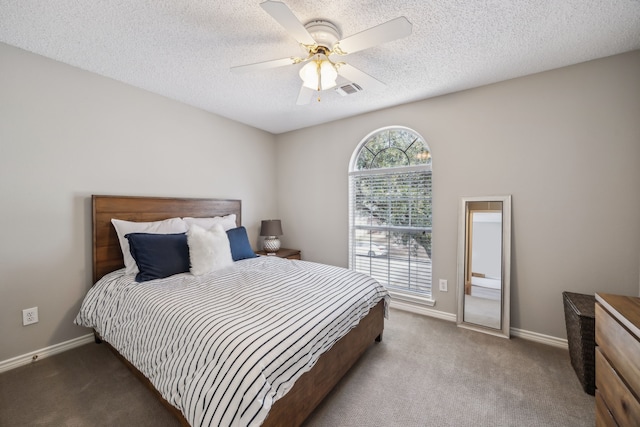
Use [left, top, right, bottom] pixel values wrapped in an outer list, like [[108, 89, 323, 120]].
[[183, 214, 237, 231], [111, 217, 188, 275], [187, 224, 233, 275]]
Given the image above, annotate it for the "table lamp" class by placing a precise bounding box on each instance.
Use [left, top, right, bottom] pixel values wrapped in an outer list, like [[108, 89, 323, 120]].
[[260, 220, 283, 253]]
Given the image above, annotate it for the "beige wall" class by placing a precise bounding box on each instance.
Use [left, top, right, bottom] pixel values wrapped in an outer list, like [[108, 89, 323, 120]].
[[0, 43, 277, 361], [1, 42, 638, 363], [276, 50, 640, 339]]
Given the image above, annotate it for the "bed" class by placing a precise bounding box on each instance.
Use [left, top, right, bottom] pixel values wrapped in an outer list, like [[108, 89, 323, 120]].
[[75, 195, 388, 427]]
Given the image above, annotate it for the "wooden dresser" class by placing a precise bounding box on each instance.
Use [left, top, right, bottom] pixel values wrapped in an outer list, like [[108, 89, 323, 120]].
[[595, 293, 640, 426]]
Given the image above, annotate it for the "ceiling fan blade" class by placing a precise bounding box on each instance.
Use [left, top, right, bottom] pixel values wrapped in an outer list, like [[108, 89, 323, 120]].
[[336, 17, 412, 55], [260, 1, 316, 46], [231, 57, 301, 73], [337, 63, 386, 92], [296, 85, 316, 105]]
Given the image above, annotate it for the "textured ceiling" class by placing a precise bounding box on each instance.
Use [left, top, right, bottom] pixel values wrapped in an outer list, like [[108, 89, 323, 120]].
[[1, 1, 639, 134]]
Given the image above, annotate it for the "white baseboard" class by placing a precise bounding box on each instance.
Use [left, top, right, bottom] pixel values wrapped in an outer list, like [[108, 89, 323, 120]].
[[510, 327, 568, 349], [0, 310, 569, 375], [0, 333, 95, 374], [390, 300, 568, 349]]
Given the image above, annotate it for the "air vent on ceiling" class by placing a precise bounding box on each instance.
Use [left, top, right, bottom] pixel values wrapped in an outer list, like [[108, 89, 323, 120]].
[[335, 83, 363, 96]]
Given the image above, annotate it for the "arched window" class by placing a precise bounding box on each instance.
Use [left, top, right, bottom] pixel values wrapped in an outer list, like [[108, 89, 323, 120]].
[[349, 127, 432, 299]]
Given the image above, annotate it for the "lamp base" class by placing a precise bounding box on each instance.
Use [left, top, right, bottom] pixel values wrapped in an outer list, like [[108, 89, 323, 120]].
[[263, 236, 281, 253]]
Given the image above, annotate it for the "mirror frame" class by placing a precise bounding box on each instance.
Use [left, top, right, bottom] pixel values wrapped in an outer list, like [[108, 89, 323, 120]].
[[456, 195, 511, 338]]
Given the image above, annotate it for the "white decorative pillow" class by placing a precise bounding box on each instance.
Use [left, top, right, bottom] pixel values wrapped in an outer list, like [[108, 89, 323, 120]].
[[187, 224, 233, 276], [183, 214, 237, 231], [111, 217, 188, 275]]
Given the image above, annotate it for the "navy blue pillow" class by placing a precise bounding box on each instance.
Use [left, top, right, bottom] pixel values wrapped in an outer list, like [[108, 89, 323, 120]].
[[125, 233, 190, 282], [226, 227, 257, 261]]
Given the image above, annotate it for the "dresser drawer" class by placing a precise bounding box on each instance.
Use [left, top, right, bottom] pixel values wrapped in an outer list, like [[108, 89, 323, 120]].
[[596, 348, 640, 425], [595, 303, 640, 395], [595, 390, 618, 427]]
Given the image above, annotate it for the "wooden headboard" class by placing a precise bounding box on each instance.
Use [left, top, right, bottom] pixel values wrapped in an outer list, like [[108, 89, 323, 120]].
[[92, 195, 242, 283]]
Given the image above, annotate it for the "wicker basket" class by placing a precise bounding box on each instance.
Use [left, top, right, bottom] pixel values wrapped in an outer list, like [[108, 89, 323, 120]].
[[562, 291, 595, 395]]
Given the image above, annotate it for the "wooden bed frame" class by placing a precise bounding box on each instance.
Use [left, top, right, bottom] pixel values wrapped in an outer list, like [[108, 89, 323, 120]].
[[91, 195, 384, 427]]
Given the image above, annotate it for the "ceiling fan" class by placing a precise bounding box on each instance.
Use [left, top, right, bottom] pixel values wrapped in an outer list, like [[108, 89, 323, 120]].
[[231, 1, 412, 105]]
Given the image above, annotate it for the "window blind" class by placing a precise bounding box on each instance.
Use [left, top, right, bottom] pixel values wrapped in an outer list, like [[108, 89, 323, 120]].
[[349, 167, 432, 296]]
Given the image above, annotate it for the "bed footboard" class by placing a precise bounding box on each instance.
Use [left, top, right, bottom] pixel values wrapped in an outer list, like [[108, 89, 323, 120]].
[[263, 299, 385, 427]]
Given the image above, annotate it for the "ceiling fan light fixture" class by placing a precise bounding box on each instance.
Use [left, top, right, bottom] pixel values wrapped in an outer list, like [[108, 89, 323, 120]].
[[299, 59, 337, 91], [233, 2, 413, 105], [304, 20, 341, 49]]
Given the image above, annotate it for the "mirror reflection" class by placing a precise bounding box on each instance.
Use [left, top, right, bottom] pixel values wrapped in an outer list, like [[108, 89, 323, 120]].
[[464, 205, 502, 329], [457, 196, 511, 338]]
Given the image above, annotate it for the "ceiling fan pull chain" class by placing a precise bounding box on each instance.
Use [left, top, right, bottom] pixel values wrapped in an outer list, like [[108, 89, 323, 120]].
[[315, 57, 323, 100], [316, 59, 322, 92]]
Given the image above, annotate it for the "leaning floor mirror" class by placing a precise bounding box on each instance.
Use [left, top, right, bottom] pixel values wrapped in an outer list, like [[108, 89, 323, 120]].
[[456, 195, 511, 338]]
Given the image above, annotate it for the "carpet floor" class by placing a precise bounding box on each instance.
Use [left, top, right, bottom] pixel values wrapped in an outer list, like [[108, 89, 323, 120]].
[[0, 308, 594, 426]]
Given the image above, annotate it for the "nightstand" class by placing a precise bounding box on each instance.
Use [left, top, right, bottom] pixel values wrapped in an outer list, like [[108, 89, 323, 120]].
[[256, 248, 301, 260]]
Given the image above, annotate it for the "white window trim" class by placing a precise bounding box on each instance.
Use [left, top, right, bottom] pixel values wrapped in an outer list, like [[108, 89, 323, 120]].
[[348, 126, 433, 299], [389, 289, 436, 307]]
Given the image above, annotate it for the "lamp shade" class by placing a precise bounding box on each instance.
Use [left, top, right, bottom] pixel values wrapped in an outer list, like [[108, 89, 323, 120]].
[[260, 220, 283, 237], [299, 60, 337, 91]]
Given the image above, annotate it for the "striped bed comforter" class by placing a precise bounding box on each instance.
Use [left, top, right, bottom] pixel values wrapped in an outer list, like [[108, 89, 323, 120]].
[[75, 256, 389, 427]]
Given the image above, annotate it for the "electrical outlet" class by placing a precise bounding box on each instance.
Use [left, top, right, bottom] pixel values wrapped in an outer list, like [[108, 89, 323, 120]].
[[22, 307, 38, 326], [439, 279, 448, 292]]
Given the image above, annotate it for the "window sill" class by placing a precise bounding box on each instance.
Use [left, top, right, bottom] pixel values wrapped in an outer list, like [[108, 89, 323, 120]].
[[387, 290, 457, 322], [388, 290, 435, 307]]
